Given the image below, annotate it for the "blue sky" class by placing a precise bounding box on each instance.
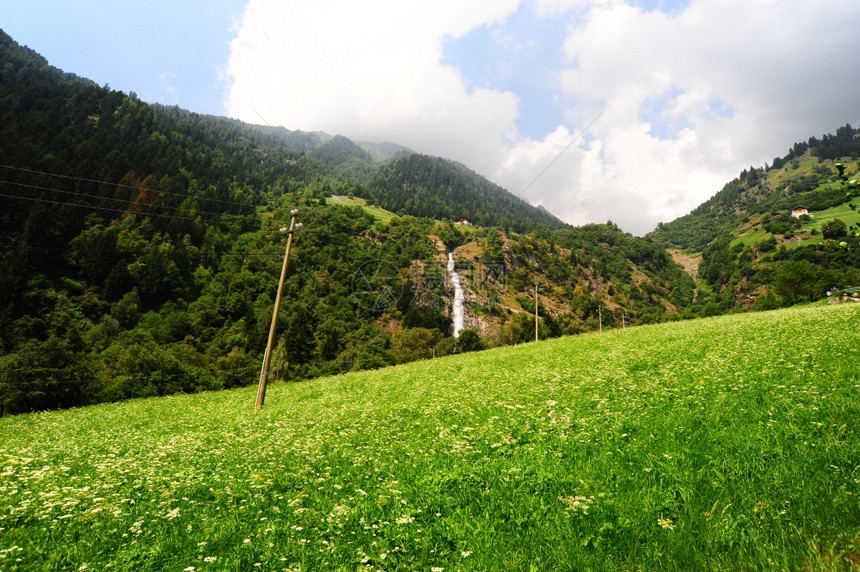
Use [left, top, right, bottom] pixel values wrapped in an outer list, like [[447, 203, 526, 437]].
[[442, 3, 572, 140], [0, 1, 245, 114], [2, 0, 859, 235], [442, 0, 694, 141]]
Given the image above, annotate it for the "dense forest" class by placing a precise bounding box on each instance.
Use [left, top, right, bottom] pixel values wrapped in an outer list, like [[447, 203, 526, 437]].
[[1, 29, 858, 416], [362, 154, 566, 232]]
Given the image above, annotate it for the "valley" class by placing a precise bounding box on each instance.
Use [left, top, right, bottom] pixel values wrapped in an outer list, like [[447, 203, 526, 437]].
[[0, 28, 858, 415]]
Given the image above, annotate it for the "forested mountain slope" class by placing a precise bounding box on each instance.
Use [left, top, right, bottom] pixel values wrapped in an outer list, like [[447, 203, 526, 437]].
[[648, 126, 860, 310], [363, 154, 566, 233], [650, 124, 860, 252], [2, 27, 856, 417], [0, 30, 697, 415]]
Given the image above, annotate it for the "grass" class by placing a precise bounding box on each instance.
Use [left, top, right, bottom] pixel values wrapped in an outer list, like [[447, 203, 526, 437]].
[[730, 202, 860, 250], [780, 202, 860, 250], [799, 202, 860, 234], [766, 155, 859, 191], [731, 230, 772, 249], [1, 304, 859, 570], [328, 196, 399, 224]]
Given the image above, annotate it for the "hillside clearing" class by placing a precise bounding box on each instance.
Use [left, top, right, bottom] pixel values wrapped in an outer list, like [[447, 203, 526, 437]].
[[728, 201, 860, 251], [327, 195, 399, 223], [792, 202, 860, 248], [1, 304, 858, 570]]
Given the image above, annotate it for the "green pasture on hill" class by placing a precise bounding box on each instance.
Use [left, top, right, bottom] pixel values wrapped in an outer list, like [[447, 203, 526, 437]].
[[327, 195, 399, 223], [730, 201, 860, 250], [792, 203, 860, 247], [1, 304, 859, 570]]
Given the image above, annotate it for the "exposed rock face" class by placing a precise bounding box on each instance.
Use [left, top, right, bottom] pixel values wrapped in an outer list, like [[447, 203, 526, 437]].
[[828, 295, 860, 304]]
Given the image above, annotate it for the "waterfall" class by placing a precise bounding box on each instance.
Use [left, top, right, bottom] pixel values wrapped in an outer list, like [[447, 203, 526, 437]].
[[448, 252, 465, 337]]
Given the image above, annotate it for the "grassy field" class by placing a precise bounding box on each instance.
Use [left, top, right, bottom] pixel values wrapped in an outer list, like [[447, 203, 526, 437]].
[[327, 196, 399, 224], [791, 203, 860, 248], [730, 202, 859, 250], [1, 304, 859, 571], [730, 219, 772, 249]]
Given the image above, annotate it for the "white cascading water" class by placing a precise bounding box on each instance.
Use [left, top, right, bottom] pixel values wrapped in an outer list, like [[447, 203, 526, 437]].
[[447, 252, 465, 337]]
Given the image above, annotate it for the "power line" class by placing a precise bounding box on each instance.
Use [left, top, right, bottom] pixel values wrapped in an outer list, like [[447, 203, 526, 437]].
[[0, 163, 253, 209], [0, 164, 305, 230], [0, 242, 286, 259], [0, 178, 241, 223], [518, 108, 607, 199], [0, 190, 254, 226]]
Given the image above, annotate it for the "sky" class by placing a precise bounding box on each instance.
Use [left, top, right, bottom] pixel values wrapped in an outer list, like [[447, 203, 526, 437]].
[[2, 0, 859, 235]]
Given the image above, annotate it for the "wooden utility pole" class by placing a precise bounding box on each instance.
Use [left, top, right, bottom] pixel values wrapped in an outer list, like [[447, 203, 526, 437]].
[[598, 305, 602, 333], [534, 283, 539, 342], [256, 210, 300, 411]]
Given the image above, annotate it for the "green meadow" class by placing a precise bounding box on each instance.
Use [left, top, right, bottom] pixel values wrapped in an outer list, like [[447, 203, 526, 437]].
[[793, 203, 860, 248], [730, 202, 860, 250], [1, 304, 858, 571], [327, 196, 399, 224]]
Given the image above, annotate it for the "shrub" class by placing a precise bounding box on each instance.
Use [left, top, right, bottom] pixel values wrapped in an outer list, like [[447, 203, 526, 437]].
[[456, 328, 486, 353], [821, 219, 847, 239]]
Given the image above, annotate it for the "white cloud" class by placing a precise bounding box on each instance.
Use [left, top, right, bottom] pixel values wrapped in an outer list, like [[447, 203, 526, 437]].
[[225, 0, 860, 236], [537, 0, 860, 233], [225, 0, 520, 168]]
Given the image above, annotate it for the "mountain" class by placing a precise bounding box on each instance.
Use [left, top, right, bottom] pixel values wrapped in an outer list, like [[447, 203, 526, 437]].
[[649, 125, 860, 252], [1, 28, 857, 417], [363, 154, 566, 233], [0, 30, 702, 415], [537, 203, 565, 224], [356, 140, 414, 162], [649, 126, 860, 310], [310, 134, 375, 167]]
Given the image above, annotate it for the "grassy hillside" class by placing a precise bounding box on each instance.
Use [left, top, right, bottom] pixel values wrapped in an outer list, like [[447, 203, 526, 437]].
[[2, 303, 858, 570], [729, 201, 860, 249], [650, 143, 859, 254], [327, 195, 399, 223], [650, 135, 860, 311]]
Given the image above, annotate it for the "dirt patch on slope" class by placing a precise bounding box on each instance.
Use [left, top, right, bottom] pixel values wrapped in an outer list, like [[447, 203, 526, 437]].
[[668, 249, 701, 278]]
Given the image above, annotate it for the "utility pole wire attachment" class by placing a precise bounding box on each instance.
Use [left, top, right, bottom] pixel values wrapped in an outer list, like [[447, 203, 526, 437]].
[[256, 209, 301, 411]]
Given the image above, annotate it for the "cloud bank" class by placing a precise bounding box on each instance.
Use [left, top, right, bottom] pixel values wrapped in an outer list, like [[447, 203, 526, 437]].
[[225, 0, 860, 235]]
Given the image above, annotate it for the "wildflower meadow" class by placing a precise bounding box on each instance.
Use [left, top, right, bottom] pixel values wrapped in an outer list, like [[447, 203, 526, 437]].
[[1, 303, 858, 570]]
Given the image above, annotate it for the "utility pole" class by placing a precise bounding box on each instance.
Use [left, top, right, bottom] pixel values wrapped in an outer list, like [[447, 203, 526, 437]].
[[598, 305, 602, 333], [534, 283, 539, 342], [256, 210, 301, 411]]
